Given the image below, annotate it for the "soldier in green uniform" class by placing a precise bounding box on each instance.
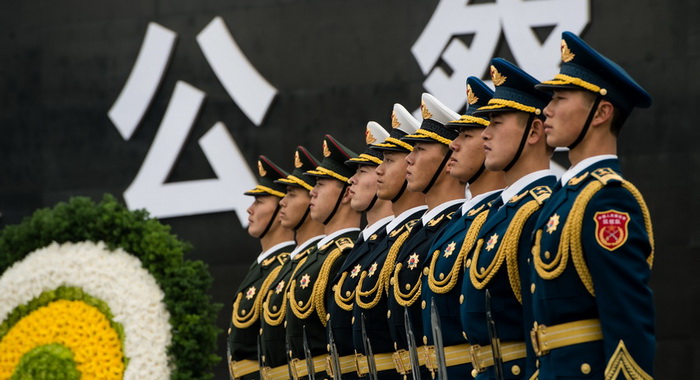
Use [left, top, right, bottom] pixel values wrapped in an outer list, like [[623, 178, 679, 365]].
[[328, 122, 395, 380], [351, 103, 427, 379], [286, 135, 362, 379], [385, 93, 466, 379], [529, 32, 655, 379], [229, 156, 297, 380], [461, 58, 555, 379], [260, 146, 326, 380], [420, 77, 505, 379]]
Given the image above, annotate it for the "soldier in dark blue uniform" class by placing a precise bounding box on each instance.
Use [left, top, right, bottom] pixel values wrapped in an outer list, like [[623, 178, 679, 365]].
[[351, 104, 427, 379], [286, 135, 362, 380], [327, 121, 395, 380], [260, 146, 326, 380], [385, 93, 466, 379], [229, 156, 297, 380], [461, 58, 556, 379], [529, 32, 655, 380], [420, 77, 505, 379]]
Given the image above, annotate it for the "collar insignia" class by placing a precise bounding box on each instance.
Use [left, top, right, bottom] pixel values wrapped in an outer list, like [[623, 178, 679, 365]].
[[546, 214, 560, 234], [485, 233, 499, 251], [300, 274, 311, 289], [407, 253, 420, 270], [443, 241, 457, 258]]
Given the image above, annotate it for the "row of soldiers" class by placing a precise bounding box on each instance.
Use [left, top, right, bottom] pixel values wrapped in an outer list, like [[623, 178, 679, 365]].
[[228, 32, 655, 380]]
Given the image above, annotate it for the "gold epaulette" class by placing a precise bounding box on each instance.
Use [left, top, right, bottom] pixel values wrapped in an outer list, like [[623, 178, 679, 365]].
[[529, 186, 552, 205], [591, 167, 623, 185], [334, 237, 354, 251]]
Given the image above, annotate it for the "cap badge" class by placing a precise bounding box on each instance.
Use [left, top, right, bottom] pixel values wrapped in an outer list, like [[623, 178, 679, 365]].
[[258, 161, 267, 177], [490, 65, 507, 86], [365, 128, 377, 144], [323, 140, 331, 157], [467, 84, 479, 105], [391, 111, 400, 128], [561, 39, 575, 63], [420, 100, 433, 120], [294, 151, 303, 168]]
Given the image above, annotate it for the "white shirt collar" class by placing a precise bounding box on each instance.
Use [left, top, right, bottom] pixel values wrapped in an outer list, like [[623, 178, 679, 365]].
[[462, 189, 503, 216], [289, 235, 325, 260], [422, 199, 465, 225], [362, 215, 394, 241], [257, 240, 295, 264], [560, 154, 618, 186], [500, 169, 554, 205], [316, 227, 361, 249], [385, 205, 428, 233]]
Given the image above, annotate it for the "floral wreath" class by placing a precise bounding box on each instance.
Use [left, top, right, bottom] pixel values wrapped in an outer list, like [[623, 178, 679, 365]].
[[0, 195, 220, 379]]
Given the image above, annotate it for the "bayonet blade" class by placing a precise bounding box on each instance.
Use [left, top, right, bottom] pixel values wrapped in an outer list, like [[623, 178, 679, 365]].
[[485, 290, 505, 380], [430, 298, 448, 380], [404, 307, 422, 380], [285, 332, 294, 380], [360, 313, 379, 380], [257, 333, 266, 380], [327, 324, 342, 380], [303, 325, 316, 380]]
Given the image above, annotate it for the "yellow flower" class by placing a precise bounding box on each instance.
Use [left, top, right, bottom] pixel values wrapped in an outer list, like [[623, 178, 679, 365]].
[[0, 300, 125, 379]]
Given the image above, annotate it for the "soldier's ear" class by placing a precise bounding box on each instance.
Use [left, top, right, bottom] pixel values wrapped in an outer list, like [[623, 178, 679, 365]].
[[340, 184, 354, 204], [527, 117, 546, 145], [592, 100, 615, 128]]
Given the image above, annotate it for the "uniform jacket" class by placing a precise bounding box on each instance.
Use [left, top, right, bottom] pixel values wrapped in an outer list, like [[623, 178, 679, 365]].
[[462, 175, 555, 380], [530, 159, 654, 380]]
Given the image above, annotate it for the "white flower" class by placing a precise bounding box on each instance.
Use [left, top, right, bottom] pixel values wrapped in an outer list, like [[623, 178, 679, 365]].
[[0, 241, 172, 380]]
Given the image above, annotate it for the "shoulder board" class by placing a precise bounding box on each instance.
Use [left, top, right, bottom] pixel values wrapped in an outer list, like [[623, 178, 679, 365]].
[[427, 214, 445, 227], [467, 203, 486, 217], [446, 211, 456, 220], [567, 171, 589, 186], [529, 186, 552, 205], [334, 237, 354, 251], [591, 167, 623, 185]]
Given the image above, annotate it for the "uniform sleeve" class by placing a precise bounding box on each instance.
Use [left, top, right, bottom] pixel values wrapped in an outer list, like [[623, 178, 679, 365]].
[[582, 184, 655, 378]]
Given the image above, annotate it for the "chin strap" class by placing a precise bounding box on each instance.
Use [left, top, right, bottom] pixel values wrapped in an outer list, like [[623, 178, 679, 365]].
[[323, 183, 349, 225], [422, 150, 453, 194], [391, 180, 408, 203], [467, 162, 486, 184], [568, 95, 602, 150], [259, 203, 281, 239], [362, 195, 379, 213], [504, 114, 535, 172], [293, 206, 311, 231]]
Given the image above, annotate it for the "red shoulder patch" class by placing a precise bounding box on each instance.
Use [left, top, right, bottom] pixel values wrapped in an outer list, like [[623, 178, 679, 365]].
[[593, 210, 630, 251]]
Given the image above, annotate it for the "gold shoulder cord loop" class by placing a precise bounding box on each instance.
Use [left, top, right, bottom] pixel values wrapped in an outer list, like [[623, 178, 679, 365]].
[[264, 257, 307, 326], [333, 271, 355, 311], [232, 264, 285, 328], [356, 229, 411, 309], [428, 209, 490, 294], [314, 247, 346, 326], [391, 263, 421, 307], [622, 181, 655, 267]]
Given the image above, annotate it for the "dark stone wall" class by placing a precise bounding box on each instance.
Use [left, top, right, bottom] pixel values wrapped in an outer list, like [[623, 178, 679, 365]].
[[1, 0, 697, 378]]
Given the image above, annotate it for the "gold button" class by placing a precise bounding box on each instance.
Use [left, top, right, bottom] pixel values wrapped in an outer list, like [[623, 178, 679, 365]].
[[423, 336, 428, 345], [298, 301, 303, 306], [530, 283, 536, 294], [326, 313, 331, 321], [421, 300, 426, 309], [544, 251, 551, 259], [241, 309, 246, 315], [273, 305, 278, 312], [390, 278, 395, 286], [387, 310, 392, 319], [581, 363, 591, 374], [459, 295, 464, 304], [480, 267, 485, 274], [332, 285, 338, 291], [423, 267, 429, 275], [471, 369, 478, 378], [511, 365, 521, 376], [439, 273, 445, 280], [346, 290, 351, 297], [465, 258, 472, 267], [352, 316, 355, 324], [405, 284, 411, 291]]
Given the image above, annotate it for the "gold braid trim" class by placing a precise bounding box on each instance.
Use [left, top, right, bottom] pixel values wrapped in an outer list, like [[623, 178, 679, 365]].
[[232, 264, 285, 328], [540, 74, 605, 95], [428, 209, 490, 294], [333, 272, 355, 311], [356, 229, 412, 309], [314, 247, 346, 327], [604, 340, 653, 380], [479, 98, 539, 114], [471, 200, 541, 303], [265, 257, 307, 326], [306, 167, 350, 183], [391, 263, 421, 307], [404, 129, 453, 145], [534, 180, 654, 297], [249, 185, 286, 198]]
